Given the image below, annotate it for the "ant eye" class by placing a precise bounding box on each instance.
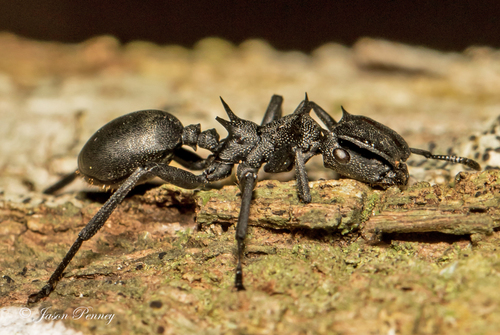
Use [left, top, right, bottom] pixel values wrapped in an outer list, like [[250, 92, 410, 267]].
[[333, 148, 350, 164]]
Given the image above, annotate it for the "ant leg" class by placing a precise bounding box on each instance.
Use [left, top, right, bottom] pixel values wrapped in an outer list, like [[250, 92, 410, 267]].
[[294, 150, 312, 203], [310, 102, 337, 131], [43, 170, 79, 194], [410, 148, 481, 171], [260, 95, 283, 126], [173, 148, 213, 170], [150, 163, 208, 188], [28, 165, 206, 304], [204, 161, 233, 182], [292, 94, 312, 116], [234, 165, 259, 291], [28, 166, 153, 304]]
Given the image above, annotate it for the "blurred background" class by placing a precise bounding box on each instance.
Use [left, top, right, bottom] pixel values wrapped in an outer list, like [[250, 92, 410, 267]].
[[2, 4, 500, 333], [1, 0, 500, 195], [0, 0, 499, 52]]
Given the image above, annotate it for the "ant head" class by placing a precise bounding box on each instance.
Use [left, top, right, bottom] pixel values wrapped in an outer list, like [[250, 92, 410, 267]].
[[316, 107, 412, 187], [216, 98, 260, 161], [334, 107, 411, 164], [320, 128, 409, 188]]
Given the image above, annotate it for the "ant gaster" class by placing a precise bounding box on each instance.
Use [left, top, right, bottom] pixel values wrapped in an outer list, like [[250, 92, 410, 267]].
[[28, 95, 480, 303]]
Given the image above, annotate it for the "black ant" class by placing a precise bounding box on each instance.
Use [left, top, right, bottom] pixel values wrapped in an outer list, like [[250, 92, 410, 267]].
[[28, 94, 480, 303]]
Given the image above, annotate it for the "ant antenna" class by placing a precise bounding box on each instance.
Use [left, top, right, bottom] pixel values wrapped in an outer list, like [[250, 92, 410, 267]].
[[410, 148, 481, 171]]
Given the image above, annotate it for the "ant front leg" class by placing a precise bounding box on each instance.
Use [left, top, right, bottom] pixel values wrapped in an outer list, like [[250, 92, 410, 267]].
[[309, 101, 337, 131], [294, 149, 312, 203], [234, 164, 259, 291], [293, 138, 321, 204]]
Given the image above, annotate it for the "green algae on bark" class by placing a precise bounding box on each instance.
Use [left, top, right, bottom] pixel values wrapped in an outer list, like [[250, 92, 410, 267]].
[[364, 170, 500, 239], [196, 170, 500, 238], [196, 179, 372, 233], [2, 170, 500, 334]]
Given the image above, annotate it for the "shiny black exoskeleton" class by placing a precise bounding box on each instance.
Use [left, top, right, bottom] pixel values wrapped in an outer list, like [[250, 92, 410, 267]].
[[199, 96, 324, 290], [29, 95, 481, 303], [29, 109, 222, 303], [310, 102, 480, 188], [78, 109, 221, 188]]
